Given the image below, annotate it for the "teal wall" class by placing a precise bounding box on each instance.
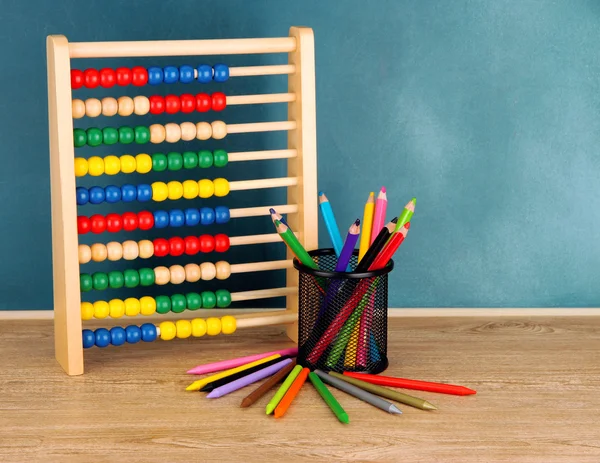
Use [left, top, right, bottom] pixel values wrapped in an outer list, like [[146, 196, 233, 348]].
[[1, 0, 599, 310]]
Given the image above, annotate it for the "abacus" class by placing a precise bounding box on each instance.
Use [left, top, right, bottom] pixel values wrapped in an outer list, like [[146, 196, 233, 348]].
[[47, 27, 318, 375]]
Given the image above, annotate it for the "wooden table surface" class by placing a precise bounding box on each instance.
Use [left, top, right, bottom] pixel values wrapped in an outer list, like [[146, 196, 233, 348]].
[[1, 317, 599, 463]]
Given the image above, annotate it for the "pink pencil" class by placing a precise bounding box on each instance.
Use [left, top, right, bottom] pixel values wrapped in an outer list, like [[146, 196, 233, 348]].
[[370, 187, 388, 244], [187, 347, 298, 375]]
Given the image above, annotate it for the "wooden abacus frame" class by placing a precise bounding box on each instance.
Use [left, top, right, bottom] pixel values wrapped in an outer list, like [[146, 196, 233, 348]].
[[47, 27, 318, 375]]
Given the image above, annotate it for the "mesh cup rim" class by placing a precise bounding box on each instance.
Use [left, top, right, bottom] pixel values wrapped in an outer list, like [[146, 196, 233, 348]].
[[293, 248, 394, 279]]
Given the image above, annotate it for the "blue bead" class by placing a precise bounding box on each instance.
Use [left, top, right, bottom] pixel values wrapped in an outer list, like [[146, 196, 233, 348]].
[[137, 184, 152, 202], [141, 323, 157, 342], [125, 325, 142, 344], [94, 328, 111, 348], [89, 186, 105, 205], [213, 64, 229, 82], [121, 184, 137, 202], [76, 187, 89, 206], [110, 326, 126, 347], [200, 207, 215, 225], [184, 208, 200, 227], [82, 329, 95, 348], [215, 206, 230, 224], [163, 66, 179, 84], [153, 210, 170, 229], [105, 185, 122, 204], [197, 64, 212, 83], [169, 209, 185, 227], [179, 65, 194, 83], [148, 66, 163, 85]]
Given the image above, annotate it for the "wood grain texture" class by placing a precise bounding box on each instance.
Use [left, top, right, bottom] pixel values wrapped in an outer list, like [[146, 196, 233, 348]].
[[1, 317, 599, 463]]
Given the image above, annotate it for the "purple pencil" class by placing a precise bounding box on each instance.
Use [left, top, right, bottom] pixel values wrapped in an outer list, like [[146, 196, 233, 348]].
[[206, 358, 293, 398], [335, 219, 361, 272]]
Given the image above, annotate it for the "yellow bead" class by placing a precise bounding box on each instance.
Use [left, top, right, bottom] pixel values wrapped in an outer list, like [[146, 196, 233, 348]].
[[91, 243, 108, 262], [135, 154, 152, 174], [93, 300, 110, 319], [103, 155, 120, 175], [108, 299, 125, 319], [167, 181, 183, 200], [74, 157, 88, 177], [159, 321, 177, 341], [191, 318, 207, 337], [176, 320, 192, 339], [182, 180, 199, 199], [120, 154, 136, 174], [221, 315, 237, 335], [213, 178, 230, 197], [138, 240, 154, 259], [87, 156, 105, 176], [206, 317, 221, 336], [149, 124, 166, 144], [198, 179, 214, 198], [152, 182, 169, 202], [124, 297, 141, 317], [81, 302, 94, 321], [140, 296, 157, 316], [117, 96, 134, 116]]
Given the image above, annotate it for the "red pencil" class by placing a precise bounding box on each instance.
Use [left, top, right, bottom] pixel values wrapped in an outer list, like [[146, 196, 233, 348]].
[[343, 372, 477, 396], [368, 223, 410, 271]]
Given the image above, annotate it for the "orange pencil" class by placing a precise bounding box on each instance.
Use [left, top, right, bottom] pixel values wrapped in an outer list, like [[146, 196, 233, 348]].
[[274, 367, 310, 418]]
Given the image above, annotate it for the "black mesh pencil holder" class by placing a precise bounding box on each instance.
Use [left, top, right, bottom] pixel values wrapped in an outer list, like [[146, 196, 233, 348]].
[[294, 248, 393, 374]]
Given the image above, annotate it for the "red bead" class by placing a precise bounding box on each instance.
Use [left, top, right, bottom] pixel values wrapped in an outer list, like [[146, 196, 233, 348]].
[[83, 69, 100, 88], [165, 95, 181, 114], [138, 211, 154, 230], [90, 214, 107, 234], [149, 95, 165, 114], [71, 70, 84, 89], [214, 233, 230, 253], [211, 92, 227, 112], [132, 66, 148, 86], [196, 93, 211, 112], [77, 216, 91, 234], [199, 234, 215, 253], [99, 68, 116, 88], [106, 213, 123, 233], [116, 67, 132, 86], [153, 238, 169, 257], [168, 237, 185, 256], [183, 236, 200, 255], [122, 212, 139, 232], [180, 94, 196, 113]]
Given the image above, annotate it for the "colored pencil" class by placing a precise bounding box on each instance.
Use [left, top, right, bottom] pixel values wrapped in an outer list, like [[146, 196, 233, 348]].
[[358, 192, 375, 262], [344, 322, 361, 367], [318, 192, 344, 257], [266, 364, 303, 414], [200, 356, 292, 392], [354, 219, 397, 273], [240, 360, 297, 408], [186, 354, 281, 391], [335, 219, 360, 272], [394, 197, 416, 231], [369, 223, 410, 271], [274, 220, 318, 269], [370, 187, 388, 244], [329, 372, 437, 410], [269, 207, 289, 227], [308, 372, 349, 424], [274, 367, 310, 418], [343, 372, 477, 396], [355, 290, 376, 368], [315, 370, 402, 415], [187, 348, 298, 375], [207, 358, 293, 399]]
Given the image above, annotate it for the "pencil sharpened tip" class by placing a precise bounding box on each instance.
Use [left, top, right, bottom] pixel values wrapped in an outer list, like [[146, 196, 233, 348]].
[[185, 384, 200, 391], [269, 208, 276, 214], [381, 186, 386, 193], [354, 218, 360, 225], [390, 405, 403, 414], [318, 191, 324, 196], [206, 391, 218, 399], [266, 405, 275, 415], [340, 413, 350, 424], [412, 197, 416, 205], [422, 402, 438, 411]]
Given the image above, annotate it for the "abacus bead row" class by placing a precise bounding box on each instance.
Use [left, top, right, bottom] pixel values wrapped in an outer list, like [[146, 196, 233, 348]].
[[74, 150, 228, 177], [82, 324, 158, 348], [72, 93, 226, 119]]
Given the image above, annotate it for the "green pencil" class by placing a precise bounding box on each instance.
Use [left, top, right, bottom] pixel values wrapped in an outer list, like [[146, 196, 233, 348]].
[[309, 372, 349, 424], [266, 364, 303, 415], [274, 220, 318, 269], [394, 198, 416, 231]]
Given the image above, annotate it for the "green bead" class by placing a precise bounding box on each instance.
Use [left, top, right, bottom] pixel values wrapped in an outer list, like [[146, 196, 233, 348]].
[[198, 150, 213, 168], [167, 152, 183, 171], [201, 291, 217, 309], [138, 268, 155, 286], [102, 127, 119, 145], [152, 153, 167, 172], [92, 272, 109, 291], [215, 289, 232, 308], [134, 126, 150, 144], [119, 126, 134, 144], [183, 151, 198, 169], [123, 269, 140, 288], [86, 128, 103, 147], [73, 129, 87, 148], [186, 292, 202, 310], [108, 271, 124, 289], [213, 149, 228, 168], [80, 273, 93, 292], [155, 295, 171, 314], [171, 294, 187, 313]]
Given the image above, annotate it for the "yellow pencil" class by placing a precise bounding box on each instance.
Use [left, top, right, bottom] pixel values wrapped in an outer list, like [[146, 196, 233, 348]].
[[344, 322, 361, 367], [358, 192, 375, 262]]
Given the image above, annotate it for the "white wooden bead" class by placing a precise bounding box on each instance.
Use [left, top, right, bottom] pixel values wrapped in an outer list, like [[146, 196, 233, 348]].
[[200, 262, 216, 281], [195, 122, 212, 140], [101, 97, 118, 117], [72, 99, 85, 119], [180, 122, 196, 141], [154, 266, 170, 285], [138, 240, 154, 259], [215, 261, 231, 280], [133, 96, 150, 115], [117, 96, 134, 116], [211, 121, 227, 140], [184, 263, 202, 283], [85, 98, 102, 118], [122, 240, 139, 260], [169, 265, 186, 284], [106, 242, 123, 261], [78, 244, 91, 264], [90, 243, 107, 262], [164, 123, 181, 143], [149, 124, 166, 144]]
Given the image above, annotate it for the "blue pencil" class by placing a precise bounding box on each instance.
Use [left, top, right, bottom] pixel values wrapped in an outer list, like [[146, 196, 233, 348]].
[[318, 192, 344, 257], [269, 208, 289, 228]]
